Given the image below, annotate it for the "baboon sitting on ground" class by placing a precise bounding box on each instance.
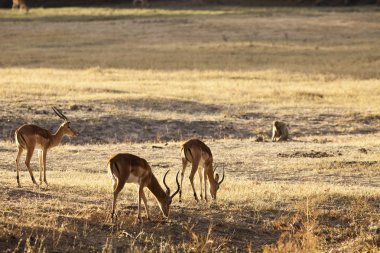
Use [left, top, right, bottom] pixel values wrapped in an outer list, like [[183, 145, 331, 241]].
[[272, 121, 289, 142]]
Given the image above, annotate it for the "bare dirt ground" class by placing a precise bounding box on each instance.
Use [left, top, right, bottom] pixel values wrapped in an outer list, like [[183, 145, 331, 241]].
[[0, 5, 379, 252]]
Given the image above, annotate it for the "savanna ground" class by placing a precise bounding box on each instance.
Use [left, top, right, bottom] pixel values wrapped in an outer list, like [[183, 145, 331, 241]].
[[0, 4, 380, 252]]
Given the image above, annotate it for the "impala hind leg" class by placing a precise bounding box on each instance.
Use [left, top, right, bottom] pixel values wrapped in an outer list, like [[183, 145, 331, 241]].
[[189, 163, 199, 202], [179, 158, 187, 202], [111, 179, 125, 221], [25, 147, 37, 185], [15, 147, 23, 187]]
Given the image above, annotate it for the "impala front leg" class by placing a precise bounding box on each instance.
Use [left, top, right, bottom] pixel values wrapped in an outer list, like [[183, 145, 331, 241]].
[[204, 167, 208, 202], [15, 148, 23, 188], [137, 184, 144, 221], [141, 190, 150, 220], [198, 168, 203, 200], [38, 150, 43, 185]]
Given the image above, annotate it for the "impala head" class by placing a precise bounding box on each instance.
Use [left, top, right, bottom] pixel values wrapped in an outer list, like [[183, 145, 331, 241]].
[[211, 165, 225, 200], [161, 170, 181, 218], [53, 107, 78, 137]]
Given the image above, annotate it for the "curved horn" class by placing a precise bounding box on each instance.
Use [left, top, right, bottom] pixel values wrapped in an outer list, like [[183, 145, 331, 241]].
[[163, 170, 170, 194], [170, 171, 181, 199], [213, 164, 217, 173], [52, 107, 69, 121], [218, 166, 225, 186]]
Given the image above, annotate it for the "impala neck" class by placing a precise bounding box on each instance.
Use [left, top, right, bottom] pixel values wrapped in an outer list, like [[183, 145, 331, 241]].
[[147, 174, 167, 203], [49, 126, 66, 148]]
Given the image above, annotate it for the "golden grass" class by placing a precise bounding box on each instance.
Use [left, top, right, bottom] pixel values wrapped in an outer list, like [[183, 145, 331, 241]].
[[0, 5, 379, 252]]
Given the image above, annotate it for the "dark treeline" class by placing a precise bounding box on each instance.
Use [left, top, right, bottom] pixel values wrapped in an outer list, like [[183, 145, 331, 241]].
[[1, 0, 379, 8]]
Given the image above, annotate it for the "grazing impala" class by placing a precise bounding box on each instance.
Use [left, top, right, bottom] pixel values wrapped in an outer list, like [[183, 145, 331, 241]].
[[108, 153, 180, 221], [15, 107, 78, 187], [180, 139, 225, 202]]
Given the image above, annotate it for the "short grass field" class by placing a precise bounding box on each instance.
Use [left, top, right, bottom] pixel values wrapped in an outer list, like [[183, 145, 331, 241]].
[[0, 5, 379, 252]]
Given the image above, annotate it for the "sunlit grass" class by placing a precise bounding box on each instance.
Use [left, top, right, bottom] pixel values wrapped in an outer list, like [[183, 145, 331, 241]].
[[0, 6, 379, 252], [0, 68, 379, 108], [1, 6, 378, 21]]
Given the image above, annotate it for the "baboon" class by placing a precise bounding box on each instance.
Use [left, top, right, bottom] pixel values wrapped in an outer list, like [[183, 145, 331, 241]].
[[133, 0, 150, 7], [12, 0, 28, 12], [272, 121, 289, 142]]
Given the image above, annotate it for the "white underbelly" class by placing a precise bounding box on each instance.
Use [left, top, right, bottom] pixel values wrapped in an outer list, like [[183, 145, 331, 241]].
[[198, 157, 206, 167], [126, 174, 140, 184], [35, 143, 44, 150]]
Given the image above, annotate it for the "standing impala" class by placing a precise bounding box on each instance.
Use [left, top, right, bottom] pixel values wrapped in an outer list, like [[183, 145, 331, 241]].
[[15, 107, 78, 187], [180, 139, 225, 202], [108, 153, 180, 221], [12, 0, 28, 12]]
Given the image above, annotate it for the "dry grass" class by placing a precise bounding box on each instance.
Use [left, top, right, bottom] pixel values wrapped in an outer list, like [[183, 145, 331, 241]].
[[0, 5, 379, 252]]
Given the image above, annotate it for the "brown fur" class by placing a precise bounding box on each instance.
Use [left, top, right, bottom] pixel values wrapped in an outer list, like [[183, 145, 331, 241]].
[[180, 139, 224, 202], [15, 122, 77, 187], [12, 0, 28, 12], [108, 153, 179, 221], [272, 121, 289, 142]]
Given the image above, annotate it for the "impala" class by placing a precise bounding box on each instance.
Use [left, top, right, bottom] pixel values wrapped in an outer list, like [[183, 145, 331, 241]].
[[15, 107, 78, 187], [180, 139, 225, 202], [12, 0, 28, 12], [108, 153, 180, 221]]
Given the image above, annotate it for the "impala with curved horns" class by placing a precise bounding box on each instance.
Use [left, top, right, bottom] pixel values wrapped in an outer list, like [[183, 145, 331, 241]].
[[108, 153, 180, 221], [15, 107, 78, 187], [12, 0, 29, 12], [180, 139, 225, 202]]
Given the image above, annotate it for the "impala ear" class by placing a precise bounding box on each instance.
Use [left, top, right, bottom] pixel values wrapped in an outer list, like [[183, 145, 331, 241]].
[[215, 173, 219, 182]]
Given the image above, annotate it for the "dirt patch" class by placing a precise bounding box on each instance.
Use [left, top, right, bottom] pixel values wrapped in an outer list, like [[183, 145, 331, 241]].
[[295, 91, 324, 101], [327, 161, 379, 170], [277, 150, 340, 158]]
